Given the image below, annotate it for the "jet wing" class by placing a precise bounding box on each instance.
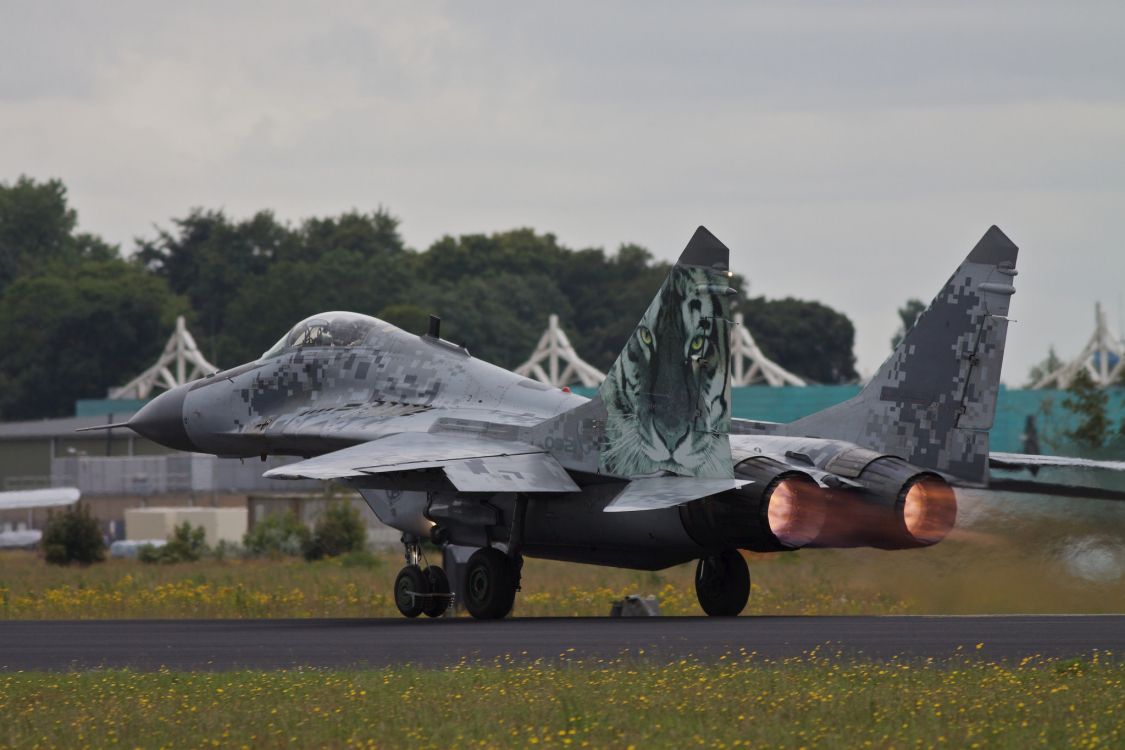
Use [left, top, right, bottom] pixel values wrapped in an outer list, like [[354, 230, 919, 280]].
[[263, 432, 580, 493], [604, 477, 751, 513], [0, 487, 80, 510]]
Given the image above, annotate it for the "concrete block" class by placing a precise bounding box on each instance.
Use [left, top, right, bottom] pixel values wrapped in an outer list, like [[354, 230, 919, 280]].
[[125, 507, 248, 546]]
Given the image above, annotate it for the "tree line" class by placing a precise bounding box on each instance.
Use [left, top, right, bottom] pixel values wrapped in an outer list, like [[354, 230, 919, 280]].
[[0, 176, 859, 419]]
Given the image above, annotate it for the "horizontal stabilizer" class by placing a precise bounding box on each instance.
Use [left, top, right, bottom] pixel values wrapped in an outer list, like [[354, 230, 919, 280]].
[[988, 452, 1125, 472], [987, 452, 1125, 501], [0, 487, 80, 511], [604, 477, 750, 513], [264, 432, 580, 493]]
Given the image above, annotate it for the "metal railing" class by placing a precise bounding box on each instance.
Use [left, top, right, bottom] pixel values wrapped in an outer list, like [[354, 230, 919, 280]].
[[3, 475, 53, 491], [48, 455, 320, 496]]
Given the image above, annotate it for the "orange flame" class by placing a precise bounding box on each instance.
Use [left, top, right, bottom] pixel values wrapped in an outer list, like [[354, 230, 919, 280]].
[[903, 477, 957, 545], [767, 477, 827, 548]]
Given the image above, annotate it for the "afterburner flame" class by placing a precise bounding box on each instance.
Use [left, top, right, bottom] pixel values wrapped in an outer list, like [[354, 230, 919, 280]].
[[767, 477, 827, 548], [902, 477, 957, 545]]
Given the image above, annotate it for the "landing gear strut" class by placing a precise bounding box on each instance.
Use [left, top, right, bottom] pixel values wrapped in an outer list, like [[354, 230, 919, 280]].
[[695, 549, 750, 617], [393, 536, 452, 618]]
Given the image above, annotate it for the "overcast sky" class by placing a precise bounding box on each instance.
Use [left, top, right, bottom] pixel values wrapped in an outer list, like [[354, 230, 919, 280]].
[[3, 1, 1123, 381]]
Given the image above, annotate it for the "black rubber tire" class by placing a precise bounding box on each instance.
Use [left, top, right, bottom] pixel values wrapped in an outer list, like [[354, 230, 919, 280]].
[[463, 547, 517, 620], [423, 566, 451, 618], [695, 549, 750, 617], [394, 564, 429, 618]]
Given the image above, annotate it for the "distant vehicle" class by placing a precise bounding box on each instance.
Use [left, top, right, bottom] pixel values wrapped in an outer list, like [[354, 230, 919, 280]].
[[109, 539, 167, 558], [0, 488, 80, 548], [86, 226, 1125, 618]]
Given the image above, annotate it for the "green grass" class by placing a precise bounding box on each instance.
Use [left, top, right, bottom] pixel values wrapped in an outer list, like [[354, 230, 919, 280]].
[[2, 528, 1124, 620], [0, 548, 914, 619], [1, 656, 1121, 748], [2, 491, 1123, 619]]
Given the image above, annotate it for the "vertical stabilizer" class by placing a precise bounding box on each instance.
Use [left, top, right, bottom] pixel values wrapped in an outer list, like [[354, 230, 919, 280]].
[[788, 226, 1019, 484], [597, 226, 737, 478]]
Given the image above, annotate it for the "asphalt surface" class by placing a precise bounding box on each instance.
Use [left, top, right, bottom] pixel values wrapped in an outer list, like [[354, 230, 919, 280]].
[[0, 615, 1121, 670]]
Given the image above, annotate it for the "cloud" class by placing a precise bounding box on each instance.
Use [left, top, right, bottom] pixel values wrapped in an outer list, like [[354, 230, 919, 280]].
[[1, 1, 1122, 379]]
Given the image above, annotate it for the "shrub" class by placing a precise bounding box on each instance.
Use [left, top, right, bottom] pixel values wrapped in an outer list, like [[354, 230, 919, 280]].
[[303, 501, 367, 561], [139, 522, 209, 564], [243, 511, 311, 557], [211, 539, 244, 561], [41, 503, 105, 565], [337, 548, 382, 570], [137, 543, 164, 564]]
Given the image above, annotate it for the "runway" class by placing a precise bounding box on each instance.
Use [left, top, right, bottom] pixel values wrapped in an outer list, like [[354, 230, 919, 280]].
[[0, 615, 1121, 671]]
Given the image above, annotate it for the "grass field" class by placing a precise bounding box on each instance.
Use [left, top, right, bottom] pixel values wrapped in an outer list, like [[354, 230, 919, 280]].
[[0, 548, 908, 619], [1, 528, 1122, 620], [1, 656, 1121, 748], [2, 493, 1122, 749], [1, 488, 1123, 619]]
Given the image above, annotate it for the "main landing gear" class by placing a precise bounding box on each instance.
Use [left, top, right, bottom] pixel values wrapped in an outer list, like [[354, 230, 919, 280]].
[[695, 549, 750, 617], [463, 546, 519, 619], [394, 537, 452, 618], [456, 493, 526, 619]]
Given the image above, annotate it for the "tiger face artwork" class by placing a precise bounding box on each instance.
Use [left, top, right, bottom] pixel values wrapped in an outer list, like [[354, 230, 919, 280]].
[[598, 264, 734, 479]]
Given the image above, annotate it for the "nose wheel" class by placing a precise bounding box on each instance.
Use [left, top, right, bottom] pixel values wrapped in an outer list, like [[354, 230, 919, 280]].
[[695, 549, 750, 617], [394, 538, 453, 618], [423, 566, 451, 618]]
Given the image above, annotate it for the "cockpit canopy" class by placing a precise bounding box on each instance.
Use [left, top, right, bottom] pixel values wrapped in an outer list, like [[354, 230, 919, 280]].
[[260, 312, 382, 359]]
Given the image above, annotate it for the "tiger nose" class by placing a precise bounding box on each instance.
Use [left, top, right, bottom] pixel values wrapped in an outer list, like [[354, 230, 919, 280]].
[[661, 425, 691, 456]]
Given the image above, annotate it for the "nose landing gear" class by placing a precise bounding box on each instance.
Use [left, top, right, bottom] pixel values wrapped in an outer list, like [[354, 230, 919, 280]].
[[393, 536, 453, 618], [423, 566, 451, 618], [695, 549, 750, 617], [394, 495, 528, 620]]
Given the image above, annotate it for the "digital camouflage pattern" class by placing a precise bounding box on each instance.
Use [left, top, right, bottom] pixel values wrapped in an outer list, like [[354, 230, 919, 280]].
[[780, 226, 1019, 485]]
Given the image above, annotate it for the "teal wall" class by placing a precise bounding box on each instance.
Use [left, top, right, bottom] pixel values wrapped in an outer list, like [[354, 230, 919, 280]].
[[573, 385, 1125, 455], [75, 399, 148, 417]]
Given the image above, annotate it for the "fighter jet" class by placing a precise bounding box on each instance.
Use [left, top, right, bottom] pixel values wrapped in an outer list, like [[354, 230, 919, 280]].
[[89, 226, 1125, 618]]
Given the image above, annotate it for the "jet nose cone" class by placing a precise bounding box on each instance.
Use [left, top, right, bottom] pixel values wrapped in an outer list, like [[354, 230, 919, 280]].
[[129, 383, 198, 452]]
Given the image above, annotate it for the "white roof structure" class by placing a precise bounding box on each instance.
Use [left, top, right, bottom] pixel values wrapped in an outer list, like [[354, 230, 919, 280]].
[[515, 314, 606, 388], [730, 313, 806, 387], [110, 316, 219, 399], [1031, 302, 1125, 389], [515, 312, 806, 388], [0, 487, 80, 511]]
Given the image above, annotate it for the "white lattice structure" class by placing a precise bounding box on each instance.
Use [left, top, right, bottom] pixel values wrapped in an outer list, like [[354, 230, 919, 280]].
[[1031, 302, 1125, 389], [517, 312, 805, 389], [731, 313, 806, 387], [110, 316, 219, 399], [515, 315, 605, 388]]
